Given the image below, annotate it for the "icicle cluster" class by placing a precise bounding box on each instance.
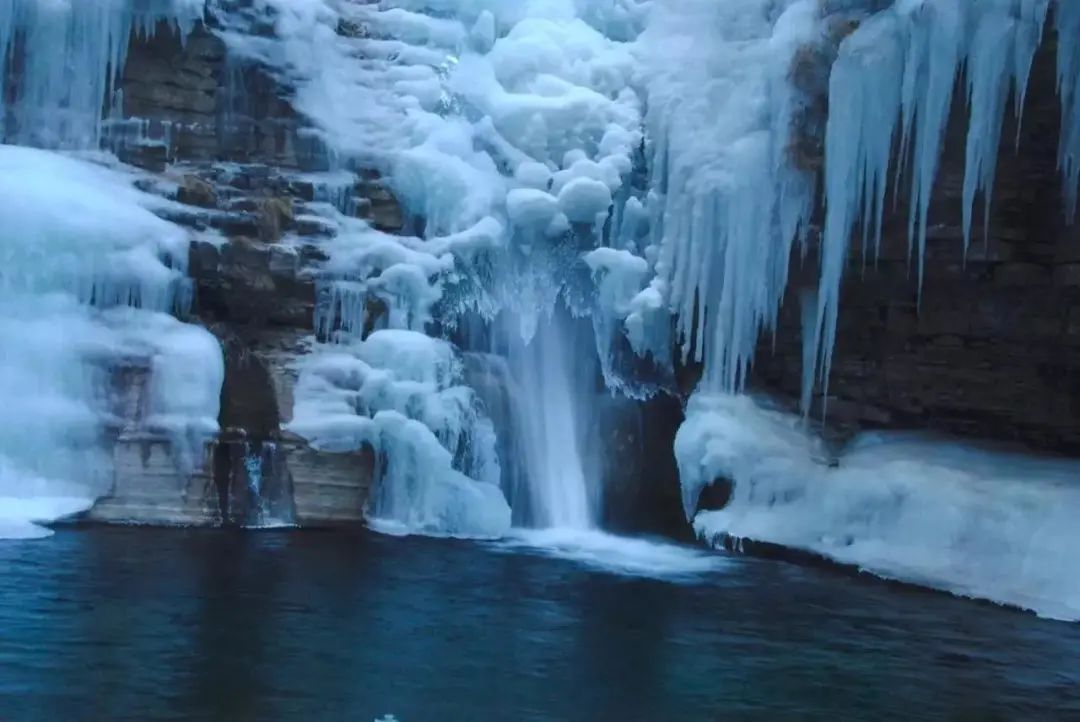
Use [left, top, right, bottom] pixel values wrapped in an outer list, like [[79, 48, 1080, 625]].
[[673, 0, 1080, 622], [0, 0, 205, 149], [634, 0, 820, 392], [806, 0, 1080, 408]]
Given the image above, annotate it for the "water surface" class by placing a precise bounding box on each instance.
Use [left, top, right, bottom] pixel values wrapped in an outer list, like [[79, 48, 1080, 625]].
[[1, 528, 1078, 721]]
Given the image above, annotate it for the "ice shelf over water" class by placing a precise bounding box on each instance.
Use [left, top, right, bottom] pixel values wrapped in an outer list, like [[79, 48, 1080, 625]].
[[0, 146, 222, 538], [677, 393, 1080, 621]]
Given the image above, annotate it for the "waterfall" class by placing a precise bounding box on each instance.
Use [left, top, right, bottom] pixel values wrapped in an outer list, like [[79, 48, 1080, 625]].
[[509, 313, 597, 530]]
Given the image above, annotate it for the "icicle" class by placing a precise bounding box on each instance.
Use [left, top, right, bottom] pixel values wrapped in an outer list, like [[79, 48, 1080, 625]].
[[1012, 0, 1052, 141], [813, 11, 904, 407], [1057, 0, 1080, 220], [963, 7, 1015, 250], [638, 0, 819, 394], [0, 0, 205, 149], [809, 0, 1075, 409]]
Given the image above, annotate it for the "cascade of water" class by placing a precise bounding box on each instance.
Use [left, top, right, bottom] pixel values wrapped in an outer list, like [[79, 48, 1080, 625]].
[[505, 311, 598, 530]]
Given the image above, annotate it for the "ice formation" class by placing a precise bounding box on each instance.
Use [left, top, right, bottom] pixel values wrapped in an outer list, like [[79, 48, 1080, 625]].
[[0, 146, 222, 538], [807, 0, 1080, 406], [3, 0, 1077, 602], [225, 0, 1080, 552], [224, 0, 649, 536], [634, 0, 819, 392], [0, 0, 227, 538], [287, 330, 510, 538], [0, 0, 206, 149], [677, 393, 1080, 622]]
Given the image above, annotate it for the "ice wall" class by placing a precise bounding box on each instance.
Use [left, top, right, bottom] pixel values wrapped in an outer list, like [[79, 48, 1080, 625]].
[[0, 0, 206, 149], [677, 392, 1080, 622], [0, 146, 222, 538]]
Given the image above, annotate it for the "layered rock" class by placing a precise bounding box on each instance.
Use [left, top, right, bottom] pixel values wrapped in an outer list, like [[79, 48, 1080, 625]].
[[754, 33, 1080, 453], [81, 13, 410, 528]]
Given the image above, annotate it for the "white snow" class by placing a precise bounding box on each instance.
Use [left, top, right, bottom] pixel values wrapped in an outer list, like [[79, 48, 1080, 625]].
[[507, 188, 560, 228], [678, 392, 1080, 622], [556, 176, 612, 223]]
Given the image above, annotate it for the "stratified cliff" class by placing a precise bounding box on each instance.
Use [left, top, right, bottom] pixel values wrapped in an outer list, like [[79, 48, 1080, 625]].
[[756, 26, 1080, 453]]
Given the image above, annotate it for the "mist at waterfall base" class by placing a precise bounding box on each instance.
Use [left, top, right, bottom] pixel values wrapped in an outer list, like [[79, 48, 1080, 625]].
[[473, 310, 723, 579]]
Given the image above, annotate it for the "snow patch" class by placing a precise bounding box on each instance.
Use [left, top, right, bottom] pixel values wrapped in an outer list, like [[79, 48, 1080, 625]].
[[678, 392, 1080, 622]]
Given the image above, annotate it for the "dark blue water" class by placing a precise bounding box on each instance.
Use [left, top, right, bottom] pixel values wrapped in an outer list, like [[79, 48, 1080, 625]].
[[1, 528, 1078, 721]]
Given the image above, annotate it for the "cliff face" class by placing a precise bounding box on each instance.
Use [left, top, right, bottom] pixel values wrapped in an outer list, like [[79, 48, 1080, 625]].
[[755, 34, 1080, 453], [84, 19, 396, 527], [39, 4, 1079, 532]]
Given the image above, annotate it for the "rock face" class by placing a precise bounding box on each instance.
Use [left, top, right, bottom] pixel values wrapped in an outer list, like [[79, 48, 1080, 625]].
[[83, 16, 409, 528], [595, 392, 689, 538], [754, 37, 1080, 452], [81, 8, 1080, 532]]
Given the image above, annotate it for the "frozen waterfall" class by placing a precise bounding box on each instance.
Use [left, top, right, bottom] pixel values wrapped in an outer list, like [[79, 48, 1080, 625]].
[[249, 0, 647, 538], [228, 0, 1080, 564]]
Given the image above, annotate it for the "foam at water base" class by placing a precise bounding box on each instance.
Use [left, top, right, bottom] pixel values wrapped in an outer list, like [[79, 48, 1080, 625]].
[[495, 528, 730, 582]]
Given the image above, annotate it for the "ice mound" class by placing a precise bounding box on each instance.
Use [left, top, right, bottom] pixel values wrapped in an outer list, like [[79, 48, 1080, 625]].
[[678, 392, 1080, 622]]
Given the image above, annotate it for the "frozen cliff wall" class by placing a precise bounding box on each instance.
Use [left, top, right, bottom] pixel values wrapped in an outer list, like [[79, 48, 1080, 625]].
[[755, 8, 1080, 452]]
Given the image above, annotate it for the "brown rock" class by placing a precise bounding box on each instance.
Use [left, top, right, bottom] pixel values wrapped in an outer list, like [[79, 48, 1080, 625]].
[[256, 196, 295, 242], [177, 175, 218, 208]]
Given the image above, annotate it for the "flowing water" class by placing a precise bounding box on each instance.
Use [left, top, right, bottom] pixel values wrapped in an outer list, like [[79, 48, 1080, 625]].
[[2, 527, 1078, 722], [507, 313, 599, 531]]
